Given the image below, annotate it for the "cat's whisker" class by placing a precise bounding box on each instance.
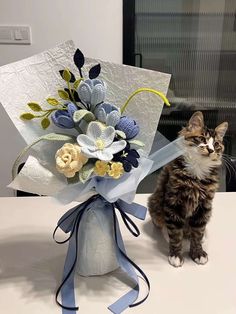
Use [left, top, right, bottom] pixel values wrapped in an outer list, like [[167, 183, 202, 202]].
[[222, 156, 236, 183], [222, 158, 232, 183]]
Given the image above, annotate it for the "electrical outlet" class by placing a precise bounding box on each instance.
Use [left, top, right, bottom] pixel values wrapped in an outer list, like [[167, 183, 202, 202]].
[[0, 26, 31, 45]]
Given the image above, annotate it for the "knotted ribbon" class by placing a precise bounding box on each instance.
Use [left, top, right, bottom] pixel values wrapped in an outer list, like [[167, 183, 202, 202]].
[[53, 194, 150, 314]]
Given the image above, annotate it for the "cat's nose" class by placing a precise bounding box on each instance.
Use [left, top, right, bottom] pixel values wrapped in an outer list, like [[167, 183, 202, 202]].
[[207, 147, 214, 154]]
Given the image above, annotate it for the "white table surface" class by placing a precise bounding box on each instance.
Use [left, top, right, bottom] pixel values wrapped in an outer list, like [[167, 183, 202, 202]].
[[0, 193, 235, 314]]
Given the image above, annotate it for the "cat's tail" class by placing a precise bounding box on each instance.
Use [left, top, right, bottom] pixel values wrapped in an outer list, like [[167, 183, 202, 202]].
[[148, 168, 169, 228]]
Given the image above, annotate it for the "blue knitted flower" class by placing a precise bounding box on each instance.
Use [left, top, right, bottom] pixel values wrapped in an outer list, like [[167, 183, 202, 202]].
[[116, 116, 139, 139], [77, 79, 106, 110], [94, 103, 121, 127], [113, 142, 140, 172], [51, 103, 77, 129]]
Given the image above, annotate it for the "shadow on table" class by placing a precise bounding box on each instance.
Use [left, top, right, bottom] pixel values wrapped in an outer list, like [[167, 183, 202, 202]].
[[0, 233, 137, 300], [142, 219, 169, 257], [142, 219, 192, 261]]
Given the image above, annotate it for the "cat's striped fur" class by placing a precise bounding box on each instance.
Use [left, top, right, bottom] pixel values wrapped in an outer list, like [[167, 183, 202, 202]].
[[148, 111, 228, 267]]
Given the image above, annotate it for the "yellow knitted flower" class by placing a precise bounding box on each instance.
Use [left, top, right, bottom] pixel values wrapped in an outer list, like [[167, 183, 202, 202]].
[[108, 162, 124, 179], [55, 143, 88, 178], [94, 160, 110, 176]]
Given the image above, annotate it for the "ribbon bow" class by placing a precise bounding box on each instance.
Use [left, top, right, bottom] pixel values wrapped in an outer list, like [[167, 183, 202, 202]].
[[53, 194, 150, 314]]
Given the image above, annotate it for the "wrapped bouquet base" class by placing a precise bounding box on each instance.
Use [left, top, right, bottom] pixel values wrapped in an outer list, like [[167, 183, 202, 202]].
[[54, 194, 150, 313], [76, 196, 119, 276]]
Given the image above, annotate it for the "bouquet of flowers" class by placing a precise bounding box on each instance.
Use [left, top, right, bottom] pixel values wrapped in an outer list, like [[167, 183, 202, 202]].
[[0, 41, 183, 313]]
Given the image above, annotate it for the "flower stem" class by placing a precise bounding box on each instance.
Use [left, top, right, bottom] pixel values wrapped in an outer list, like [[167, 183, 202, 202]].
[[67, 81, 77, 105], [34, 107, 66, 118], [120, 88, 170, 114]]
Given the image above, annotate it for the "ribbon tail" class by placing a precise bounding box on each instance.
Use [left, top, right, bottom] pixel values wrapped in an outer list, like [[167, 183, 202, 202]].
[[108, 211, 139, 314], [61, 234, 77, 314]]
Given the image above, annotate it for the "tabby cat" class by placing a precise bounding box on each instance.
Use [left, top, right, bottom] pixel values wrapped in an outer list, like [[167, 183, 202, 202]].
[[148, 111, 228, 267]]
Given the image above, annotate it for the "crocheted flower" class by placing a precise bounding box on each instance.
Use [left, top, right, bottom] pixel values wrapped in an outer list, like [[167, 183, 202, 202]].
[[77, 121, 126, 161], [94, 102, 121, 127], [94, 160, 110, 176], [51, 103, 77, 129], [108, 162, 124, 179], [113, 143, 140, 172], [116, 116, 139, 139], [55, 143, 88, 178], [77, 79, 106, 110]]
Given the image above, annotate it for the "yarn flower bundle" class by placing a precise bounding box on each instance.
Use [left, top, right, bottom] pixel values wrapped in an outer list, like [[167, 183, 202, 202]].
[[0, 41, 183, 314]]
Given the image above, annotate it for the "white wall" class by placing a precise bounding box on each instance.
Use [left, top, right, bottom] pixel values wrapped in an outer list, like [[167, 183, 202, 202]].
[[0, 0, 122, 196]]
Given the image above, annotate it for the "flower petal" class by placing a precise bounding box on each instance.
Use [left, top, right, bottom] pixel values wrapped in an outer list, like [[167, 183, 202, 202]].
[[92, 79, 105, 87], [67, 103, 78, 117], [101, 126, 115, 146], [96, 149, 113, 161], [78, 82, 92, 104], [84, 79, 93, 88], [96, 107, 106, 123], [126, 155, 139, 167], [123, 160, 132, 172], [130, 149, 140, 158], [86, 121, 102, 139], [57, 116, 74, 128], [106, 111, 120, 127], [108, 140, 127, 154], [90, 84, 105, 106], [77, 134, 96, 150], [81, 147, 99, 158]]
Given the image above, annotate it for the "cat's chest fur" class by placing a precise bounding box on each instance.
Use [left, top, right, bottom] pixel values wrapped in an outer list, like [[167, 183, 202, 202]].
[[183, 153, 220, 180], [172, 155, 220, 217]]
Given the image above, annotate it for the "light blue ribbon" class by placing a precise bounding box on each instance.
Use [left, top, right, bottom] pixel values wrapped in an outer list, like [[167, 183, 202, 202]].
[[53, 195, 149, 314]]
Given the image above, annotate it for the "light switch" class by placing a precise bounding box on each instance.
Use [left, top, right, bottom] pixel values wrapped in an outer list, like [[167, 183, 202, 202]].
[[0, 26, 31, 44], [14, 29, 23, 40]]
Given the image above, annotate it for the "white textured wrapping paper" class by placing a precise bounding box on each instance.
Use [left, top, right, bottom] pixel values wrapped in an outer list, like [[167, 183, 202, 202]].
[[0, 40, 171, 198], [0, 41, 171, 276]]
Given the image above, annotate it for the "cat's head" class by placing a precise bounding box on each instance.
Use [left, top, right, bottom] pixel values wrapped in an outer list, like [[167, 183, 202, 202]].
[[179, 111, 228, 163]]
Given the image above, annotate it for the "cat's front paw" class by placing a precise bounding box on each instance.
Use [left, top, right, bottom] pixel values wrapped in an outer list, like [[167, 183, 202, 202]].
[[190, 250, 208, 265], [168, 255, 184, 267]]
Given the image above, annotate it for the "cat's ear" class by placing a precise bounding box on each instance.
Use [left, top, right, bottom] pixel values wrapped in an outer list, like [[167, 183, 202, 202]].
[[188, 111, 204, 130], [215, 122, 228, 140]]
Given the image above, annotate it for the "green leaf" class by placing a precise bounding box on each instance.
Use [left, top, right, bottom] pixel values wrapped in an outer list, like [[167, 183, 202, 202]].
[[42, 133, 76, 141], [79, 163, 94, 183], [73, 109, 95, 123], [128, 139, 145, 147], [58, 89, 70, 100], [115, 130, 126, 139], [47, 97, 59, 106], [62, 69, 71, 82], [67, 172, 80, 184], [27, 102, 42, 112], [20, 112, 35, 120], [41, 117, 50, 129], [73, 79, 82, 89]]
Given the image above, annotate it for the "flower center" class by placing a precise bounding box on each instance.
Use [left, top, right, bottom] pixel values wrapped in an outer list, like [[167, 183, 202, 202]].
[[96, 138, 105, 150], [121, 151, 128, 158]]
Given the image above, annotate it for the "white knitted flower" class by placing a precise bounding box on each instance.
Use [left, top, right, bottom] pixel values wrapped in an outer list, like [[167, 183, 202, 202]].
[[55, 143, 88, 178], [77, 121, 126, 161]]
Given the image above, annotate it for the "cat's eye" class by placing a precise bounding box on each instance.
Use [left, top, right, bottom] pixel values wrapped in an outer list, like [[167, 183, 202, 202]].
[[198, 136, 206, 142], [214, 142, 220, 148]]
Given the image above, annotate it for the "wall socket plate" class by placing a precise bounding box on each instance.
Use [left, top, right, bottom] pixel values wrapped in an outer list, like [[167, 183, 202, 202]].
[[0, 26, 31, 45]]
